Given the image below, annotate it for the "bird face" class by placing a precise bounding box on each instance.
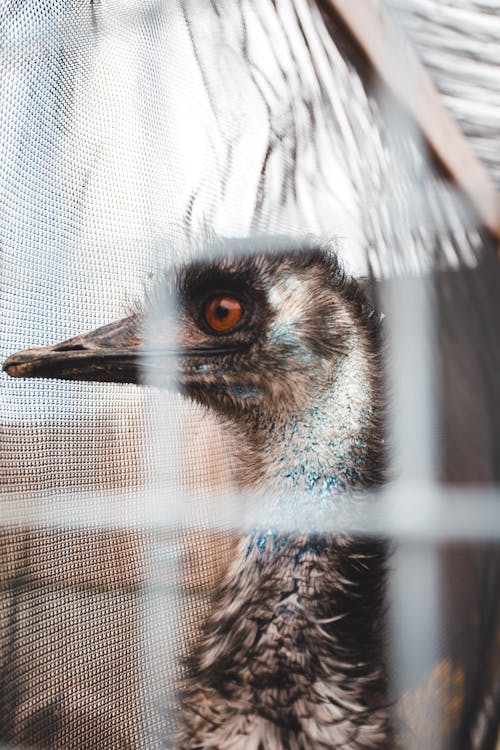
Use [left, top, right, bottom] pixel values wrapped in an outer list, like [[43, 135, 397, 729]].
[[175, 248, 358, 419], [3, 242, 374, 424]]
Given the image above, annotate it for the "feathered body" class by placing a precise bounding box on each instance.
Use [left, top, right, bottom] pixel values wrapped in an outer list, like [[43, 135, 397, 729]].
[[180, 535, 389, 749]]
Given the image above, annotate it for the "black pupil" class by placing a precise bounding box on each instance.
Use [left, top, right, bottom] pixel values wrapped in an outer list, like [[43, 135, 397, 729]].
[[216, 305, 229, 319]]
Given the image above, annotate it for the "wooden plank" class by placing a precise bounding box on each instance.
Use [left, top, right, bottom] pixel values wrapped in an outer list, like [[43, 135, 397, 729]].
[[324, 0, 500, 240]]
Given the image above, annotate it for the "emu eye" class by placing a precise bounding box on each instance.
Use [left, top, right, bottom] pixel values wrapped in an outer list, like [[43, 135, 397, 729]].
[[204, 295, 242, 332]]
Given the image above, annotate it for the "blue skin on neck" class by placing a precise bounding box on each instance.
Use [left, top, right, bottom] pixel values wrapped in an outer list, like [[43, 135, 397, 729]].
[[246, 530, 327, 585], [263, 389, 371, 493], [246, 399, 372, 560]]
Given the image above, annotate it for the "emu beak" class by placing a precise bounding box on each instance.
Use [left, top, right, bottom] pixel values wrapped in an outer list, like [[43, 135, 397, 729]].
[[3, 316, 239, 385], [3, 317, 145, 384]]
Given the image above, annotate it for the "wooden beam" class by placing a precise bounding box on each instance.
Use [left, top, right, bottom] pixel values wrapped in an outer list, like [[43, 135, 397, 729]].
[[324, 0, 500, 241]]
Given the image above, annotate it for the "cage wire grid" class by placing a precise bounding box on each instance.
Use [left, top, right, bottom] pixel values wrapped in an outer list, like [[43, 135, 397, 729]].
[[1, 1, 499, 749]]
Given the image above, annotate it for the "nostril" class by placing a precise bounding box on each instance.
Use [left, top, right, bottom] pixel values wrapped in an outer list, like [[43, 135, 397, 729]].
[[54, 342, 86, 352]]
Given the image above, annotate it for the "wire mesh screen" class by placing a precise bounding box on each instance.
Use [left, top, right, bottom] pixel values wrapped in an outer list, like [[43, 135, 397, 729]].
[[1, 1, 499, 748]]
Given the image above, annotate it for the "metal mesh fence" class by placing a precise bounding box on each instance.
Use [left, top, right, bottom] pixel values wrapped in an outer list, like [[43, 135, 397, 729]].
[[1, 1, 499, 748]]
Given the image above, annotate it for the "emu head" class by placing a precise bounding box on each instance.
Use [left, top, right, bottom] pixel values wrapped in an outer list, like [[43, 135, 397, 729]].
[[3, 240, 381, 431]]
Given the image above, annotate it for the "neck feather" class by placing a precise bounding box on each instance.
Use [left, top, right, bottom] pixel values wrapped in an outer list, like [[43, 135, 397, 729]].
[[236, 339, 379, 496]]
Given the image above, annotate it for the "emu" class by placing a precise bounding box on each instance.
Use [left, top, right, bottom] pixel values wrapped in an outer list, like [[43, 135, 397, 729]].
[[4, 238, 391, 749]]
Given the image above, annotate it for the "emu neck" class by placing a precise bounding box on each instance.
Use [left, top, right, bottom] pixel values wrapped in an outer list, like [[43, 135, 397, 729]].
[[180, 339, 390, 749], [238, 348, 374, 496]]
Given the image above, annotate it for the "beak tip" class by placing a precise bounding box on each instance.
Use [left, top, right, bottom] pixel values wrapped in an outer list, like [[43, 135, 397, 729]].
[[3, 355, 28, 378], [3, 365, 20, 378]]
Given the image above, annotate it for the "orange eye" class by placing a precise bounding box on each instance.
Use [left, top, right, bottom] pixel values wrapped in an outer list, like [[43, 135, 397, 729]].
[[204, 295, 242, 332]]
